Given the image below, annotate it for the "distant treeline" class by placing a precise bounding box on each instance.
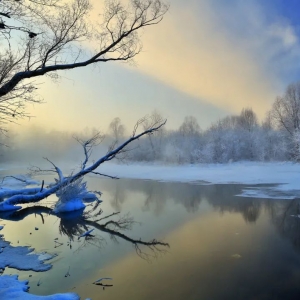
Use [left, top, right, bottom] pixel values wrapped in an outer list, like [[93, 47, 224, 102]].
[[126, 81, 300, 164], [2, 81, 300, 165], [124, 110, 287, 164]]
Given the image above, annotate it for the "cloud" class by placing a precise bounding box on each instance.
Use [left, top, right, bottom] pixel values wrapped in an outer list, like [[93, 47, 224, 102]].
[[268, 23, 298, 48], [135, 0, 300, 119]]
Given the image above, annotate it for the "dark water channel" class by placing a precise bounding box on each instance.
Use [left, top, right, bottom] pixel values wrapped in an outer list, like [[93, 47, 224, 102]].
[[2, 176, 300, 300]]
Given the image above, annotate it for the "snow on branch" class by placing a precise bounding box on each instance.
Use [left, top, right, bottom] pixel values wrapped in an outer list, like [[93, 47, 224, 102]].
[[0, 118, 167, 212], [43, 157, 64, 182]]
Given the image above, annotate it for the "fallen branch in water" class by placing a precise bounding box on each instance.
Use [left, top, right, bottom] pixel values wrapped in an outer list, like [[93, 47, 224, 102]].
[[0, 118, 166, 212]]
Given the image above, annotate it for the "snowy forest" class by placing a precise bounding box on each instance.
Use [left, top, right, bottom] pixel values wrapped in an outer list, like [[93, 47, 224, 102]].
[[2, 81, 300, 165]]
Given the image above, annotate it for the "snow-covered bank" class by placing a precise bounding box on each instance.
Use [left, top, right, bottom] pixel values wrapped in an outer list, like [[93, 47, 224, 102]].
[[2, 161, 300, 200], [3, 161, 300, 189], [98, 161, 300, 186], [98, 161, 300, 199]]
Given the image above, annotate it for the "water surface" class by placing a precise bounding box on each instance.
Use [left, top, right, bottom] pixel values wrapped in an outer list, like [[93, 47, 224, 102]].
[[1, 177, 300, 300]]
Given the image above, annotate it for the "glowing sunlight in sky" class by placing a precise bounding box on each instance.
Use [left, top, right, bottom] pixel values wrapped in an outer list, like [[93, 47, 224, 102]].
[[13, 0, 300, 133]]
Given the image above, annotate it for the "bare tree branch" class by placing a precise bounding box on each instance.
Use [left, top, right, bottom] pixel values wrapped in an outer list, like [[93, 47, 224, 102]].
[[90, 171, 120, 180], [0, 0, 169, 128], [0, 118, 167, 210]]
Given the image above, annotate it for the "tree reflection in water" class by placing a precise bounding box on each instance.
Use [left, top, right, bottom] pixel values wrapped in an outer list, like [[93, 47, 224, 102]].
[[0, 202, 169, 260], [2, 179, 300, 256], [266, 198, 300, 251], [103, 178, 300, 252]]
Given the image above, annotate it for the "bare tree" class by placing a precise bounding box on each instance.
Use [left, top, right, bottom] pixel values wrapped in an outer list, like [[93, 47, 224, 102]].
[[0, 117, 166, 211], [0, 0, 169, 127], [142, 109, 165, 159], [179, 115, 201, 136], [270, 82, 300, 136], [109, 117, 125, 142], [238, 108, 258, 132], [270, 82, 300, 159]]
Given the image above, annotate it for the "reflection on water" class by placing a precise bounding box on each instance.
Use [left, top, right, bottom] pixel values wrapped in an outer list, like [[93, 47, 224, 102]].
[[2, 177, 300, 299]]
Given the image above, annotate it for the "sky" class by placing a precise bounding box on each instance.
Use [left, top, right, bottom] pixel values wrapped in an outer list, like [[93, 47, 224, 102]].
[[11, 0, 300, 134]]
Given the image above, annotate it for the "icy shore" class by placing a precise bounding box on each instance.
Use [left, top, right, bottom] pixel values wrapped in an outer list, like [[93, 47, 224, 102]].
[[97, 161, 300, 199]]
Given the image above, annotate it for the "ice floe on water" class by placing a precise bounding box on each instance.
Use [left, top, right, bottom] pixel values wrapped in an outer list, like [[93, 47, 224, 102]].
[[0, 235, 53, 271], [236, 186, 299, 200], [0, 233, 83, 299], [0, 234, 82, 299], [0, 275, 80, 299]]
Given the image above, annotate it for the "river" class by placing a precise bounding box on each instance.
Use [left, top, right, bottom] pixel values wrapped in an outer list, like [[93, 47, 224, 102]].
[[1, 175, 300, 299]]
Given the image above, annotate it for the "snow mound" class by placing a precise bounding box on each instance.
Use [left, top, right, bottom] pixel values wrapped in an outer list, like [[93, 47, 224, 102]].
[[0, 236, 53, 271], [53, 197, 86, 213], [0, 275, 80, 299], [53, 178, 92, 213]]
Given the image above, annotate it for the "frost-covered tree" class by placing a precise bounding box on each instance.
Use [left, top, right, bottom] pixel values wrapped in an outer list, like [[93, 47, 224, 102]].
[[125, 110, 166, 161], [238, 108, 258, 132], [179, 115, 201, 136], [270, 81, 300, 159], [0, 118, 166, 212], [166, 115, 202, 164], [143, 110, 166, 160], [270, 82, 300, 136], [124, 108, 289, 164], [109, 117, 125, 143], [292, 129, 300, 161], [176, 108, 287, 163]]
